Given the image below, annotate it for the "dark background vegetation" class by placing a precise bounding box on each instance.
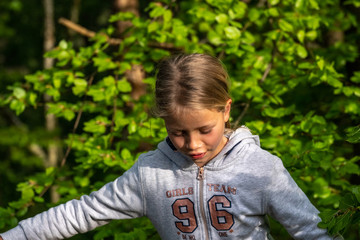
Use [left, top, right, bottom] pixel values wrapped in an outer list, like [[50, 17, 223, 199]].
[[0, 0, 359, 239]]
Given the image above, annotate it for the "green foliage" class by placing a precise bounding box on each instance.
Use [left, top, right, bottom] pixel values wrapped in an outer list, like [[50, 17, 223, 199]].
[[0, 0, 360, 239], [318, 187, 360, 236]]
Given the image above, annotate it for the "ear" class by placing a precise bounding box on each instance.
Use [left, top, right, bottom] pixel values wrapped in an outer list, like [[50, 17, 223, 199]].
[[224, 98, 232, 122]]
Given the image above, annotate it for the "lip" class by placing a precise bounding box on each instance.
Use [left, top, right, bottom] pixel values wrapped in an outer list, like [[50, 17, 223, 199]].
[[189, 152, 206, 160]]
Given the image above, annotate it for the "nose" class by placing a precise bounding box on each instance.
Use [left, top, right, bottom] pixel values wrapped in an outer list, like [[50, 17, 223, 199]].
[[186, 133, 202, 150]]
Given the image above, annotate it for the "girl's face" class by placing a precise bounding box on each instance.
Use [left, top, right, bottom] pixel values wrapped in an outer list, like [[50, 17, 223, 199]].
[[164, 99, 231, 167]]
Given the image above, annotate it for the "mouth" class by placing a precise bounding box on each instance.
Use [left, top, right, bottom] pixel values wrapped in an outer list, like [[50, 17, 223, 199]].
[[189, 152, 206, 160]]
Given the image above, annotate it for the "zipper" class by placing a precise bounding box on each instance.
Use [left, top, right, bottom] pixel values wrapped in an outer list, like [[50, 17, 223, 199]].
[[197, 166, 205, 180], [197, 167, 210, 240]]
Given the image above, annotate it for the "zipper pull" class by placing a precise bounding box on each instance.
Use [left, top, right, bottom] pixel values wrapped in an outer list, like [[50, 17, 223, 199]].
[[197, 167, 205, 180]]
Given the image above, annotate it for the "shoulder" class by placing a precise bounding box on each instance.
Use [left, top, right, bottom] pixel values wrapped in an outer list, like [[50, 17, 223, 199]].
[[136, 147, 173, 169], [236, 143, 283, 177]]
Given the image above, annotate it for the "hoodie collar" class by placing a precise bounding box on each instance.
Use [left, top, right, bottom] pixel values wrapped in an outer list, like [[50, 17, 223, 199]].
[[158, 126, 260, 170]]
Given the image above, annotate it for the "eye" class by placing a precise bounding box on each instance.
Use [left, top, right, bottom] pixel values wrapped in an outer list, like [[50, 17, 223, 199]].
[[171, 131, 184, 137], [200, 128, 212, 134]]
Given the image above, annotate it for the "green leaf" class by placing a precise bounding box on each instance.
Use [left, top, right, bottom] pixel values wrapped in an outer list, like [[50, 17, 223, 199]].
[[72, 79, 88, 96], [319, 209, 338, 224], [297, 30, 305, 43], [16, 207, 28, 217], [45, 88, 60, 101], [350, 71, 360, 83], [63, 109, 75, 121], [344, 0, 360, 7], [21, 188, 34, 200], [306, 30, 317, 40], [34, 196, 44, 203], [313, 141, 328, 150], [87, 88, 105, 102], [93, 57, 117, 72], [268, 0, 280, 5], [149, 4, 165, 18], [347, 126, 360, 143], [117, 62, 132, 74], [224, 26, 241, 40], [240, 44, 255, 52], [296, 45, 308, 58], [103, 76, 115, 86], [128, 121, 137, 134], [109, 12, 135, 22], [228, 2, 247, 19], [309, 0, 320, 9], [327, 77, 343, 88], [279, 19, 294, 33], [342, 86, 352, 96], [352, 187, 360, 203], [27, 92, 37, 106], [295, 0, 305, 9], [117, 80, 132, 93], [248, 8, 261, 22], [316, 56, 325, 70], [199, 22, 211, 32], [298, 62, 314, 69], [53, 78, 62, 89], [121, 148, 132, 160], [59, 40, 68, 50], [46, 167, 55, 175], [267, 8, 279, 17], [150, 49, 169, 61], [163, 10, 172, 22], [75, 176, 90, 187], [340, 162, 360, 175], [10, 99, 25, 115], [147, 22, 159, 33], [13, 87, 26, 99], [339, 193, 357, 209], [83, 117, 110, 134], [207, 31, 223, 45], [215, 14, 228, 24]]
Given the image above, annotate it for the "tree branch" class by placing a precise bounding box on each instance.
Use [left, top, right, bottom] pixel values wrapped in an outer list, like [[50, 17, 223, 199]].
[[233, 43, 277, 128], [60, 73, 95, 167], [29, 144, 47, 165], [58, 17, 122, 45], [58, 17, 180, 50], [233, 100, 251, 128]]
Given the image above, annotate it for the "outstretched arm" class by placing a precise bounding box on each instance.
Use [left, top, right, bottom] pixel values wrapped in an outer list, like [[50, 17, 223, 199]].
[[266, 156, 332, 240], [0, 161, 145, 240]]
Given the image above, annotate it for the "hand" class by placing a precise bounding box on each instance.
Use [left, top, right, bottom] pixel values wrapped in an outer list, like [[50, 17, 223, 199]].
[[0, 235, 3, 240]]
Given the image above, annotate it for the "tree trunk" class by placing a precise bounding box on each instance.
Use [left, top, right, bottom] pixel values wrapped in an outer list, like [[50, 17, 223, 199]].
[[114, 0, 139, 34], [114, 0, 146, 100], [43, 0, 60, 203], [69, 0, 85, 48]]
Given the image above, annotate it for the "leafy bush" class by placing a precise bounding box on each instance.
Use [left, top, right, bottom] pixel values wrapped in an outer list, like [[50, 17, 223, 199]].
[[0, 0, 359, 239]]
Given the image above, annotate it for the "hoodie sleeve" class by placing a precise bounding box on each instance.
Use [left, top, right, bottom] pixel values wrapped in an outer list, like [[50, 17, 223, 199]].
[[1, 161, 145, 240], [265, 156, 333, 240]]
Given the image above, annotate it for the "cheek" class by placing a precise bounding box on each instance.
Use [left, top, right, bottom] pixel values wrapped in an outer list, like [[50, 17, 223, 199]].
[[169, 136, 184, 150], [211, 125, 226, 146], [206, 131, 224, 147]]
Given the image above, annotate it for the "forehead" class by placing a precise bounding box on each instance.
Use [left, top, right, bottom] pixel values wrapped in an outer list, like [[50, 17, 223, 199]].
[[164, 107, 222, 130]]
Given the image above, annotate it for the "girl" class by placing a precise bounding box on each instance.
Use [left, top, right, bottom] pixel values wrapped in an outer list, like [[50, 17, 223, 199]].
[[1, 53, 334, 239]]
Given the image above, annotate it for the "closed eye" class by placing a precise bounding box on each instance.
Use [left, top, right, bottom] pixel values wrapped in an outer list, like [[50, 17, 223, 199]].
[[200, 128, 212, 134], [170, 131, 185, 137]]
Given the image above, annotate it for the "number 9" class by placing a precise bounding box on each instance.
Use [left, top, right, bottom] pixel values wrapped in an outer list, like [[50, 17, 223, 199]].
[[172, 198, 198, 233]]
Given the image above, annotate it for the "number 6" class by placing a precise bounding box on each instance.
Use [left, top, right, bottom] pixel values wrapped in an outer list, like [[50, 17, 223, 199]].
[[208, 195, 234, 231]]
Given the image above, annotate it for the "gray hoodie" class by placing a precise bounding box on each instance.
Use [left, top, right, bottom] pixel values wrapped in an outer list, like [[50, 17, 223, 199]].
[[1, 128, 332, 240]]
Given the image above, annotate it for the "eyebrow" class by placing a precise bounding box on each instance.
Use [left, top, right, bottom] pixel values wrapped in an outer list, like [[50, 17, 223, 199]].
[[169, 123, 215, 132], [199, 125, 214, 130]]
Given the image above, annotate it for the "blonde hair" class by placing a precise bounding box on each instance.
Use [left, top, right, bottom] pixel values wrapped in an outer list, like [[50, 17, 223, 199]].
[[155, 53, 231, 126]]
